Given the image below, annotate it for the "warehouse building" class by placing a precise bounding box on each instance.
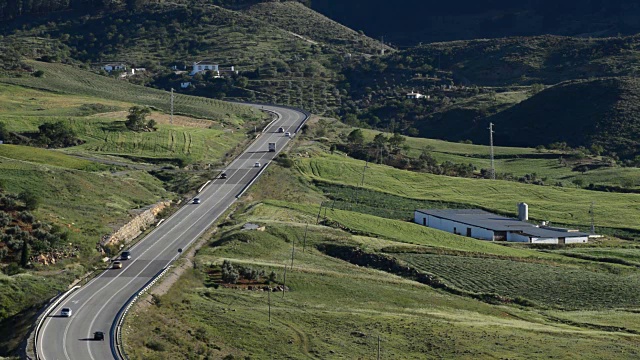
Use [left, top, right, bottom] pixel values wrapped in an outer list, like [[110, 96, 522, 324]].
[[414, 205, 590, 244]]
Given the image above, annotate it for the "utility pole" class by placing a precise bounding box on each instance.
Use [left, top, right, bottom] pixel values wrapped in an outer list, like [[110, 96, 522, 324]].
[[489, 122, 496, 180], [302, 223, 309, 253], [316, 204, 322, 224], [170, 88, 175, 125], [377, 335, 381, 360], [282, 265, 287, 299], [290, 237, 296, 268], [361, 160, 368, 186], [268, 286, 271, 323], [354, 160, 369, 205], [590, 202, 595, 234], [380, 36, 385, 55]]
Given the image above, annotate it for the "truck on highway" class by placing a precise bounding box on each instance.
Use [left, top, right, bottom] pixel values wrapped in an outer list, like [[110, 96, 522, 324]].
[[268, 142, 276, 152]]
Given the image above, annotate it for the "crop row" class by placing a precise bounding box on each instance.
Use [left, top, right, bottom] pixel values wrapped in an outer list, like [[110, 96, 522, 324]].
[[398, 253, 640, 309]]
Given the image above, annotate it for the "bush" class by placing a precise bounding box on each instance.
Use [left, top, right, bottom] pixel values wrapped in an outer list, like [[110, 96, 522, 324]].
[[221, 260, 239, 284]]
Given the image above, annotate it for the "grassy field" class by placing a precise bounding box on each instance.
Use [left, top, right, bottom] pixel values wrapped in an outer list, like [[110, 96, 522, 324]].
[[124, 211, 640, 359], [314, 118, 640, 189], [398, 253, 640, 309], [122, 134, 640, 358], [295, 153, 640, 231], [0, 61, 262, 124], [257, 201, 568, 260], [0, 78, 245, 355], [0, 82, 254, 165], [0, 144, 107, 171]]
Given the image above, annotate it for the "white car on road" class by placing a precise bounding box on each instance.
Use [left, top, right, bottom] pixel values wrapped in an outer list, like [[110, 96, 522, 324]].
[[61, 308, 72, 317]]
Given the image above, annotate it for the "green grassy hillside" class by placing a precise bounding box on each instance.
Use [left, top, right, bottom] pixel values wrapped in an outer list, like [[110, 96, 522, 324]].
[[295, 153, 640, 231], [0, 78, 261, 355], [123, 141, 640, 358], [0, 61, 260, 124], [242, 1, 387, 55]]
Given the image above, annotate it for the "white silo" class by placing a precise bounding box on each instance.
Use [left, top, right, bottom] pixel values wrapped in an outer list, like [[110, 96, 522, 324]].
[[518, 202, 529, 221]]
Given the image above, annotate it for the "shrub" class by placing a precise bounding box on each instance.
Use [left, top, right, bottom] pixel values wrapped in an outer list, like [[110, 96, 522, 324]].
[[221, 260, 239, 284]]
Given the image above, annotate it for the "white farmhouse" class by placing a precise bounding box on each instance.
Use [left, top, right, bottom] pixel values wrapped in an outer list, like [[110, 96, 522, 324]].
[[406, 91, 428, 99], [414, 207, 590, 244], [190, 61, 219, 76], [102, 63, 127, 72]]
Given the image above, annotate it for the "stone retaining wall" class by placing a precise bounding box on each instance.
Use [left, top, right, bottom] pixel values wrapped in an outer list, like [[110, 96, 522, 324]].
[[102, 200, 171, 246]]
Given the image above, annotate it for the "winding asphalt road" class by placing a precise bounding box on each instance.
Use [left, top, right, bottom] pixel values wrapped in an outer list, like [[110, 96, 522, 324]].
[[36, 105, 308, 360]]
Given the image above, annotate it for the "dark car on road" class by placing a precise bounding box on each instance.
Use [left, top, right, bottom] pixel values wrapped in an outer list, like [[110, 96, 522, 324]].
[[94, 331, 104, 341], [121, 251, 131, 260], [220, 172, 227, 179]]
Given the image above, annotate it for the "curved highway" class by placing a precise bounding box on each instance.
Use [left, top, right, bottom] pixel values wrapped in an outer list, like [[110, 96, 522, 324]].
[[36, 105, 308, 360]]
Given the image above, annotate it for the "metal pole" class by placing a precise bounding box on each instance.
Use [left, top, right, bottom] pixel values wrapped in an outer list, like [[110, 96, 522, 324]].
[[377, 335, 381, 360], [489, 122, 495, 180], [316, 204, 322, 224], [268, 286, 271, 323], [282, 265, 287, 299], [302, 223, 309, 253], [290, 237, 296, 268], [590, 202, 595, 234], [361, 161, 368, 186], [170, 88, 174, 125]]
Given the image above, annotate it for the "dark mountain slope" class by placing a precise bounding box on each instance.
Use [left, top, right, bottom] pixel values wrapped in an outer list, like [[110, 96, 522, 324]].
[[486, 78, 640, 158], [310, 0, 640, 45], [391, 35, 640, 86]]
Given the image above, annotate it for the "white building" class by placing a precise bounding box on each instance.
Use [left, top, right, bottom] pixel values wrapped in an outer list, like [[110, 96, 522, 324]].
[[406, 91, 428, 99], [102, 63, 127, 72], [180, 82, 192, 88], [190, 61, 219, 76], [414, 208, 590, 244]]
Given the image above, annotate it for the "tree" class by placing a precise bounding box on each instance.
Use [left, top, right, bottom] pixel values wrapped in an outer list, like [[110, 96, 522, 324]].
[[125, 106, 152, 131], [37, 121, 79, 148], [347, 129, 365, 146], [388, 132, 406, 151], [0, 121, 8, 141], [372, 133, 387, 147], [20, 237, 30, 268], [19, 190, 40, 210]]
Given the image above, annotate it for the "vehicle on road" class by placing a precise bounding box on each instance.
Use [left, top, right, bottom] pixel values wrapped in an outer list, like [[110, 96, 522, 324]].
[[112, 261, 122, 269], [254, 162, 261, 168], [268, 142, 276, 152], [220, 172, 227, 179], [60, 308, 72, 317], [277, 127, 284, 133], [121, 251, 131, 260], [93, 331, 104, 341], [192, 198, 201, 204], [285, 132, 291, 137]]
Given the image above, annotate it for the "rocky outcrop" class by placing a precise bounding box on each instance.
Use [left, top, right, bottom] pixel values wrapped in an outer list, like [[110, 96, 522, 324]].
[[101, 201, 171, 246]]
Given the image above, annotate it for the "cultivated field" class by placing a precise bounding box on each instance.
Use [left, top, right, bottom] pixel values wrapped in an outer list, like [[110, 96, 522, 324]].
[[398, 253, 640, 309]]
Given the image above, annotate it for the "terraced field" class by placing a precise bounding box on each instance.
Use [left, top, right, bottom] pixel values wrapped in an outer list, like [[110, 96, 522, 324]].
[[397, 253, 640, 309], [0, 61, 261, 124], [63, 117, 245, 164]]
